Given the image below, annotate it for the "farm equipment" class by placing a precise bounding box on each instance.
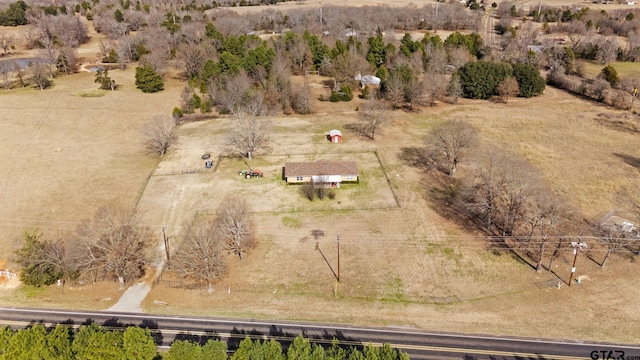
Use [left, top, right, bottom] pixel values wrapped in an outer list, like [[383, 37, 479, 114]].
[[239, 151, 264, 178], [239, 169, 263, 178]]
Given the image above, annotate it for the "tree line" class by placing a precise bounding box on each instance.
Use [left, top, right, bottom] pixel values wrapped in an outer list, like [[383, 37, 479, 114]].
[[14, 196, 256, 292], [405, 119, 640, 274], [0, 324, 409, 360]]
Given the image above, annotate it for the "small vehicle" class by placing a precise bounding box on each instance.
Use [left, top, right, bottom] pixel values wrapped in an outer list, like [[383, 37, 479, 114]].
[[239, 169, 263, 179]]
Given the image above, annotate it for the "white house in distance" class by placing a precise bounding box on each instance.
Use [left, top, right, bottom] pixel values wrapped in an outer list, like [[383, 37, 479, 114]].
[[284, 161, 359, 187], [355, 74, 381, 88]]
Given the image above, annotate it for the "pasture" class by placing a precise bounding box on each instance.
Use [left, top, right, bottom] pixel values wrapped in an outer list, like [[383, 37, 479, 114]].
[[0, 13, 639, 344]]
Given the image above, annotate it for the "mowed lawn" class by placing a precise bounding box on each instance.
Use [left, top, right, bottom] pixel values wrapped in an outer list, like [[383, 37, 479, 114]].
[[0, 68, 181, 257]]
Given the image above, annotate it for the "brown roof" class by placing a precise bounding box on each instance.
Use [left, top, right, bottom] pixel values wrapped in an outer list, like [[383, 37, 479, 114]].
[[285, 161, 358, 177]]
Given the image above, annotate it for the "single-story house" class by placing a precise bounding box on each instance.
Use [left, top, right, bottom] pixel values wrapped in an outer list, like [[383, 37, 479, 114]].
[[284, 161, 358, 187], [328, 129, 342, 143]]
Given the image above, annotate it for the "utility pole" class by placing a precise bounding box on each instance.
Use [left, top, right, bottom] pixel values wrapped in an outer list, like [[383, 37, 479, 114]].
[[162, 226, 170, 267], [537, 0, 542, 18], [434, 3, 438, 35], [568, 239, 587, 286], [337, 233, 340, 282], [320, 2, 323, 29]]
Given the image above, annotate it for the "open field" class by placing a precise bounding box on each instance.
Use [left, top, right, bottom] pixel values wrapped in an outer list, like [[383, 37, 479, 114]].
[[0, 16, 639, 346], [581, 60, 640, 79]]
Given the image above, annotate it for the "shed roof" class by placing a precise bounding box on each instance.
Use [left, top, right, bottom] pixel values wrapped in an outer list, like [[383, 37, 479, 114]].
[[285, 161, 358, 177], [329, 129, 342, 137]]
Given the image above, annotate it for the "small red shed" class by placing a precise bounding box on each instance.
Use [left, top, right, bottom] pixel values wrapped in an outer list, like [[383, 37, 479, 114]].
[[329, 129, 342, 143]]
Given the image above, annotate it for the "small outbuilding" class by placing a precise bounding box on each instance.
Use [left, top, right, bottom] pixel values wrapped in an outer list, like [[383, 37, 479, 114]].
[[355, 74, 381, 88], [284, 161, 359, 187], [328, 129, 342, 143]]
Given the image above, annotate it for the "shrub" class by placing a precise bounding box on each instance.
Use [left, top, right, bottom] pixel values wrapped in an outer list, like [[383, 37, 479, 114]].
[[301, 183, 315, 200]]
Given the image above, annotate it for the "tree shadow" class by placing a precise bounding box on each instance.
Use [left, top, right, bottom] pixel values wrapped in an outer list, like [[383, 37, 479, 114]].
[[486, 236, 537, 271], [585, 250, 605, 267], [398, 146, 448, 174], [344, 123, 372, 140], [613, 153, 640, 169]]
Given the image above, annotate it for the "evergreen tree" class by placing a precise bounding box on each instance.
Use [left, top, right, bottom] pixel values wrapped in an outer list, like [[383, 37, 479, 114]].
[[512, 63, 545, 97], [114, 8, 124, 22], [123, 327, 157, 360], [457, 61, 512, 99], [4, 325, 52, 360], [135, 65, 164, 93], [14, 231, 62, 286], [366, 35, 387, 67], [287, 335, 312, 360], [95, 69, 115, 90], [598, 65, 619, 87], [304, 31, 330, 68], [47, 325, 73, 360], [201, 339, 228, 360], [165, 340, 202, 360]]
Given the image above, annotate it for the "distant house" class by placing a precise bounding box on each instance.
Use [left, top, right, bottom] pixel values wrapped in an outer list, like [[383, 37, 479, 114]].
[[284, 161, 358, 187], [355, 74, 381, 88], [328, 129, 342, 143], [343, 28, 357, 38]]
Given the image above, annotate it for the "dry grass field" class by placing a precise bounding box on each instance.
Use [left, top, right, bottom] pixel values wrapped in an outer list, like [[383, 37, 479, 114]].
[[0, 12, 640, 346]]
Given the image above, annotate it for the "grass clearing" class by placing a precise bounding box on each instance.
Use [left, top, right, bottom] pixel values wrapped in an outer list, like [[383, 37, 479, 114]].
[[580, 60, 640, 79], [0, 25, 638, 345]]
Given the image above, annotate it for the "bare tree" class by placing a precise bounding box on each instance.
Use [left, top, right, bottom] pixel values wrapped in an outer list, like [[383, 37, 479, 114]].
[[213, 72, 252, 116], [446, 47, 472, 71], [0, 61, 11, 88], [595, 220, 634, 267], [424, 46, 448, 74], [38, 35, 58, 78], [384, 72, 406, 109], [142, 115, 178, 156], [72, 206, 155, 288], [287, 36, 313, 75], [325, 50, 372, 87], [355, 97, 391, 140], [216, 197, 255, 260], [596, 36, 619, 65], [424, 73, 449, 107], [523, 192, 571, 271], [462, 150, 540, 236], [427, 119, 476, 176], [245, 90, 268, 116], [225, 117, 271, 158], [0, 32, 15, 56], [497, 76, 519, 103], [172, 217, 226, 293], [56, 46, 78, 75], [447, 74, 463, 104], [177, 42, 207, 79], [405, 78, 428, 110], [30, 63, 51, 90], [291, 81, 315, 114]]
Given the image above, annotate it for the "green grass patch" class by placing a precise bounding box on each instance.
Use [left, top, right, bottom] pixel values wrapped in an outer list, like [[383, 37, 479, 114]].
[[282, 215, 302, 228], [381, 277, 409, 304], [17, 285, 47, 298], [579, 61, 640, 79]]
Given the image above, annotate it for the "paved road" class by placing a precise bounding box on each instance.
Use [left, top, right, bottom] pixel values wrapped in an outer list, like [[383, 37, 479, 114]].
[[0, 307, 638, 359]]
